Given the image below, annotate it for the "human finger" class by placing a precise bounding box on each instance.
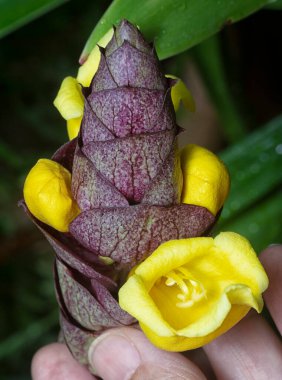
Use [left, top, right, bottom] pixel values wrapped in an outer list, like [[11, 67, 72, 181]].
[[260, 244, 282, 334], [204, 311, 282, 380], [89, 326, 207, 380], [31, 343, 96, 380]]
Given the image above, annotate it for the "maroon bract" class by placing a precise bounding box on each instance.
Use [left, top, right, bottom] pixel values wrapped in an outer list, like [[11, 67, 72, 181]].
[[21, 20, 215, 368]]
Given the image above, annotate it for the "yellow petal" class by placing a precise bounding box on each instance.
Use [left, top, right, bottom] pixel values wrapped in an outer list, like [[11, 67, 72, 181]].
[[67, 117, 82, 140], [226, 284, 262, 312], [119, 275, 174, 337], [23, 159, 80, 232], [135, 237, 213, 287], [181, 144, 230, 215], [149, 274, 231, 336], [178, 296, 230, 337], [166, 74, 195, 112], [119, 233, 268, 352], [77, 28, 114, 87], [53, 77, 84, 120], [140, 305, 250, 351], [214, 232, 269, 302]]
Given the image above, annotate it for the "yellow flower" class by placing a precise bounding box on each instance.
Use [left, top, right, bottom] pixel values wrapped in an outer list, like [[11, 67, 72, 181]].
[[181, 144, 230, 216], [77, 28, 114, 87], [165, 74, 195, 112], [53, 29, 114, 140], [23, 159, 80, 232], [119, 232, 268, 351]]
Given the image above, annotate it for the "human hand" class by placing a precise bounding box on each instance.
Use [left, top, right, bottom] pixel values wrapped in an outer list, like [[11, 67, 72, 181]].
[[32, 245, 282, 380]]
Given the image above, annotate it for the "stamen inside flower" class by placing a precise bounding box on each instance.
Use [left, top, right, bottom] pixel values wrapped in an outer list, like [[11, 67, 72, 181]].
[[164, 268, 206, 308]]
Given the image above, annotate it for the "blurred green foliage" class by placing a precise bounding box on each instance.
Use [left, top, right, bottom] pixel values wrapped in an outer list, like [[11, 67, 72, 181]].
[[216, 116, 282, 251], [81, 0, 268, 61], [0, 0, 68, 38], [0, 1, 281, 379]]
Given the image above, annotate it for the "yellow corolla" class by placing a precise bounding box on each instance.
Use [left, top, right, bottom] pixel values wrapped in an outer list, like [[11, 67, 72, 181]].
[[119, 232, 268, 351], [23, 159, 80, 232], [181, 144, 230, 216]]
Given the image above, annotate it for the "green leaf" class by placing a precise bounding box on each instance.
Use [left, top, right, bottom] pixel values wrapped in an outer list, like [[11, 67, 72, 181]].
[[265, 0, 282, 9], [218, 115, 282, 223], [213, 114, 282, 250], [215, 115, 282, 251], [0, 311, 58, 360], [81, 0, 269, 62], [194, 35, 247, 143], [0, 0, 68, 39], [215, 191, 282, 252]]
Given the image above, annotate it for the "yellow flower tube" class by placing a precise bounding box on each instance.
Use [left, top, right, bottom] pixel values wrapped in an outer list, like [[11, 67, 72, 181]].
[[119, 232, 268, 351], [181, 144, 230, 216], [23, 159, 80, 232]]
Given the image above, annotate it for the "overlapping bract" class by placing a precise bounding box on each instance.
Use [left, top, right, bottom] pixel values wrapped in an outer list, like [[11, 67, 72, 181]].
[[22, 20, 217, 367]]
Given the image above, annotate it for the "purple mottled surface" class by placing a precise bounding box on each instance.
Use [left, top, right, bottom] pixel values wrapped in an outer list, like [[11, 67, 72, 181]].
[[70, 204, 214, 266], [60, 313, 98, 366], [72, 19, 180, 212], [52, 137, 77, 171], [22, 20, 218, 367], [56, 259, 130, 330]]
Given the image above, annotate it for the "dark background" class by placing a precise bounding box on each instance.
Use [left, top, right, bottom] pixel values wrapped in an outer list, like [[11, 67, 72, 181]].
[[0, 2, 281, 378]]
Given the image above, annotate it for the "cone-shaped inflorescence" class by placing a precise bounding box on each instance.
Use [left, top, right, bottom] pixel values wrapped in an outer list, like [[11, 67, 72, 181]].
[[22, 20, 215, 367]]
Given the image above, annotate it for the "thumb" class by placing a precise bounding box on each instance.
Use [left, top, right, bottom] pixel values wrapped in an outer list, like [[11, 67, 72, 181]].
[[88, 327, 206, 380]]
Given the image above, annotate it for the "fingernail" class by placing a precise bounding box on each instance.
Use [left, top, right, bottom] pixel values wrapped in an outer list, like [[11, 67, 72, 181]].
[[88, 332, 141, 380]]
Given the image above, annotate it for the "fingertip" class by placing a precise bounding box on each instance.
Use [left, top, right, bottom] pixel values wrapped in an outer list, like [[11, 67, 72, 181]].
[[89, 327, 206, 380], [31, 343, 93, 380], [89, 328, 141, 380], [31, 343, 61, 380]]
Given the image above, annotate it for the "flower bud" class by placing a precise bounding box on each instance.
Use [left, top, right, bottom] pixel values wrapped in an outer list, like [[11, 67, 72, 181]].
[[181, 144, 230, 215], [23, 159, 80, 232]]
